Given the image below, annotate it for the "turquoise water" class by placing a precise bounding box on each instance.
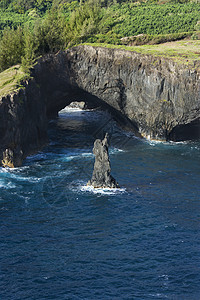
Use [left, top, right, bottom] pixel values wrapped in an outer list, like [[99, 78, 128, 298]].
[[0, 108, 200, 299]]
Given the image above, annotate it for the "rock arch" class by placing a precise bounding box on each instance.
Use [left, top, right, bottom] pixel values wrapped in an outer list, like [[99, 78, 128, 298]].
[[0, 45, 200, 166]]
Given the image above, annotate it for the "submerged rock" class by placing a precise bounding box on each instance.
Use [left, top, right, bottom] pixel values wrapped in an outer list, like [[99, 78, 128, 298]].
[[88, 133, 119, 188]]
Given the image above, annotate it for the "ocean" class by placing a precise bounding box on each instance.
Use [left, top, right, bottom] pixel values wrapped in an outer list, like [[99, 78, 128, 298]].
[[0, 107, 200, 299]]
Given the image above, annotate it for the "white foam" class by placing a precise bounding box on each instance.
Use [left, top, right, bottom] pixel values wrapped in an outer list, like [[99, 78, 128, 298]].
[[58, 169, 72, 176], [59, 107, 85, 114], [81, 185, 126, 195], [62, 155, 77, 161], [62, 153, 93, 161], [145, 137, 189, 147], [149, 294, 169, 299], [110, 147, 125, 154], [1, 165, 31, 173], [170, 141, 188, 145], [0, 181, 5, 188], [0, 180, 16, 189], [0, 168, 42, 183], [59, 105, 101, 114], [10, 174, 42, 183], [81, 153, 93, 158]]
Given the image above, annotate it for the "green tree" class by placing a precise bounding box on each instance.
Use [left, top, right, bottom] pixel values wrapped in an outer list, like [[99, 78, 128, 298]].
[[0, 26, 24, 71], [0, 0, 12, 10], [35, 0, 52, 13], [68, 0, 103, 45], [34, 8, 68, 53], [21, 26, 39, 72], [11, 0, 36, 13]]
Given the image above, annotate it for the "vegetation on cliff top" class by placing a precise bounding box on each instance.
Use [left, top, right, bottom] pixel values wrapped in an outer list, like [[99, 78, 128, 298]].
[[0, 65, 30, 97], [0, 0, 199, 74], [84, 40, 200, 66]]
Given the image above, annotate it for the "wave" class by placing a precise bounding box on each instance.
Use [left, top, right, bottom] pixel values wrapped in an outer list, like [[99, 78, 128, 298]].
[[66, 180, 126, 195], [2, 166, 29, 175], [80, 184, 126, 195], [4, 173, 41, 183], [148, 293, 170, 299], [62, 155, 78, 161], [80, 152, 93, 158], [59, 107, 84, 113], [0, 166, 42, 184], [62, 153, 93, 161], [25, 152, 58, 162], [59, 107, 92, 114], [144, 136, 190, 147], [110, 147, 125, 154], [27, 153, 47, 160], [0, 180, 16, 189]]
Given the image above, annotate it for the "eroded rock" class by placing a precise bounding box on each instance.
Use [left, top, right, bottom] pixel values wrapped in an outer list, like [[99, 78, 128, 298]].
[[2, 147, 23, 168], [88, 133, 119, 188], [0, 79, 48, 168]]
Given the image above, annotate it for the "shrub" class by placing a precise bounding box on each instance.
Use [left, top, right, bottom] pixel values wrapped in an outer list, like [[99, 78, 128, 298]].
[[0, 26, 24, 71]]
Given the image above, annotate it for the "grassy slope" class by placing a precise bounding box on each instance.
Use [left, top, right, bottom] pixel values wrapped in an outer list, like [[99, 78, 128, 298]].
[[84, 39, 200, 67], [0, 65, 28, 98]]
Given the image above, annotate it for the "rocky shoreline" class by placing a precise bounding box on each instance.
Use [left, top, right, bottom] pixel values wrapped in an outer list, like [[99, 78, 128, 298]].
[[0, 45, 199, 167]]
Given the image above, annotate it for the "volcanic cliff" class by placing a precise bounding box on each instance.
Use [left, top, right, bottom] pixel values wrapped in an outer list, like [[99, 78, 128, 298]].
[[0, 45, 199, 166]]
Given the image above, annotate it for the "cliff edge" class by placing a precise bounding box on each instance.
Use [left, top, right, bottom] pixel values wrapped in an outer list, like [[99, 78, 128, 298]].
[[0, 45, 200, 166]]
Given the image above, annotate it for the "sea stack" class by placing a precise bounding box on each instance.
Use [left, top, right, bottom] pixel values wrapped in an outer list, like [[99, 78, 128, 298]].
[[88, 133, 119, 188]]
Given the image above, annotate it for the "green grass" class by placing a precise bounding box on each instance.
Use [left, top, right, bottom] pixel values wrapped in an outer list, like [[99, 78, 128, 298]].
[[83, 39, 200, 66], [0, 65, 30, 98]]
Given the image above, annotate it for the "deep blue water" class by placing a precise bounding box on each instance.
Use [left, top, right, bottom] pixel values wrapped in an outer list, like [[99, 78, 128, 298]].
[[0, 108, 200, 300]]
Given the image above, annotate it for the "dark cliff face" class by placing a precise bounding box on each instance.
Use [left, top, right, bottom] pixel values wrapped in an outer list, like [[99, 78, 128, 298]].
[[65, 46, 200, 141], [0, 45, 200, 166], [0, 79, 48, 167], [33, 45, 200, 141]]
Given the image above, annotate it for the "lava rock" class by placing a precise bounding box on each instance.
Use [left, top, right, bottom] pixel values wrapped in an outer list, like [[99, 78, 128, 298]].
[[2, 149, 15, 168], [2, 147, 23, 168], [88, 133, 119, 188]]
